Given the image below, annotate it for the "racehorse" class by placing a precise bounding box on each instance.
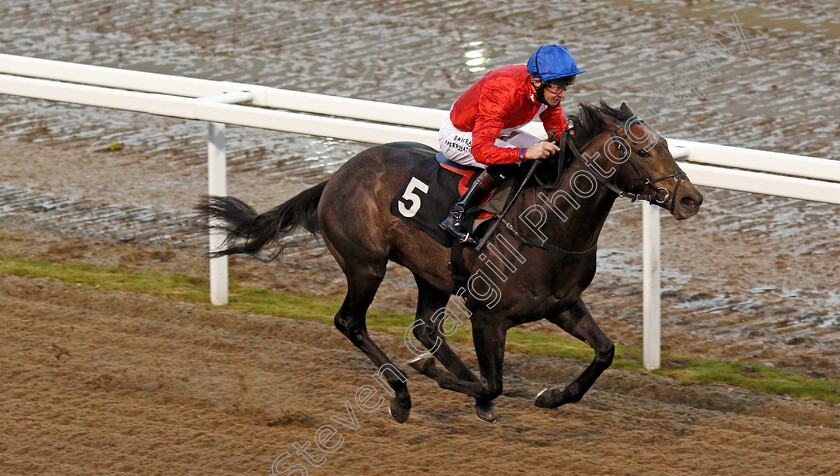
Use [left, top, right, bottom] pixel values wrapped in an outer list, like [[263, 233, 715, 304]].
[[196, 102, 703, 423]]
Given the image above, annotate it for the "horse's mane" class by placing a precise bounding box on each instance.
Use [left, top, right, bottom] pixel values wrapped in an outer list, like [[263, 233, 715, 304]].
[[567, 101, 634, 150]]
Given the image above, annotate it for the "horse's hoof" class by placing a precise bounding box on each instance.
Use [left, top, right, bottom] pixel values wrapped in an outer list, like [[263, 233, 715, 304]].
[[407, 355, 436, 377], [534, 387, 556, 408], [388, 398, 411, 424], [474, 401, 498, 423], [556, 389, 580, 407]]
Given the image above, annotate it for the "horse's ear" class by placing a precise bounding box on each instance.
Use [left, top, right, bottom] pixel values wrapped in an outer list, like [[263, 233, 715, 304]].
[[619, 102, 632, 114]]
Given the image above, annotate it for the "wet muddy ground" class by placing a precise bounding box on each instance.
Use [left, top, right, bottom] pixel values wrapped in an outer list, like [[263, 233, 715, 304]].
[[1, 0, 839, 473], [2, 226, 840, 474], [6, 237, 838, 469]]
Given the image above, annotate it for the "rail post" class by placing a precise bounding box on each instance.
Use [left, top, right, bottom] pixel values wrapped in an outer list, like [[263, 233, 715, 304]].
[[207, 121, 228, 305], [197, 91, 255, 305], [642, 201, 661, 370]]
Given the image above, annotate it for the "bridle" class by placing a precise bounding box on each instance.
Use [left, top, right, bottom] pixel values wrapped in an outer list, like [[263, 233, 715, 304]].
[[564, 118, 689, 213], [475, 119, 688, 254]]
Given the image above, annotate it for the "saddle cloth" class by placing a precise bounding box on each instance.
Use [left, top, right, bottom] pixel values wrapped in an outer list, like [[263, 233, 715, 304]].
[[388, 151, 513, 247]]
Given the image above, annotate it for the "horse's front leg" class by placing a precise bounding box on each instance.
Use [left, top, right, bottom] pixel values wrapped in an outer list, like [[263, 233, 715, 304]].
[[535, 298, 615, 409]]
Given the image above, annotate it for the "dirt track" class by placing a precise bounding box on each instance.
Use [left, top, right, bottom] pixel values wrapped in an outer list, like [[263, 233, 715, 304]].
[[1, 226, 839, 475], [2, 0, 840, 471]]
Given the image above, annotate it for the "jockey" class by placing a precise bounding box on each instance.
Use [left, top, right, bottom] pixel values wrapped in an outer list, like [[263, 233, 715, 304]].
[[439, 44, 584, 245]]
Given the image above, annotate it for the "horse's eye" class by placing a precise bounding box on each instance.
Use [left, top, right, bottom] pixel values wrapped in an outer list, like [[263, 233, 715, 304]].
[[638, 149, 650, 157]]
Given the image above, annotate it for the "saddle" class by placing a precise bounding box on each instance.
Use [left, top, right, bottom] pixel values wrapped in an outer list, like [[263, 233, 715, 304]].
[[435, 153, 498, 222], [388, 146, 519, 248]]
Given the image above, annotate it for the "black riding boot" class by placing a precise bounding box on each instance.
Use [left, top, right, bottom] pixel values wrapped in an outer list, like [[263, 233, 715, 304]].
[[440, 170, 501, 246]]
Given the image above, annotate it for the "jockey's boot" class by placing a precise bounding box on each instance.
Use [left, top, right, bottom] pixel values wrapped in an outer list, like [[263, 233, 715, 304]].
[[440, 170, 501, 246]]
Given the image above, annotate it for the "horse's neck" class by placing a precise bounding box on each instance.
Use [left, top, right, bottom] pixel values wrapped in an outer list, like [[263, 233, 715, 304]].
[[527, 152, 618, 252]]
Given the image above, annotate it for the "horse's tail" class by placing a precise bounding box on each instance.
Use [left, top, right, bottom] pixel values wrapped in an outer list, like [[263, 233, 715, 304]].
[[195, 180, 328, 260]]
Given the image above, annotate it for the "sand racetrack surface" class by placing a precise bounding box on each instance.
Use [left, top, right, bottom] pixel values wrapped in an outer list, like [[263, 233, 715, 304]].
[[2, 0, 840, 473], [2, 231, 839, 475]]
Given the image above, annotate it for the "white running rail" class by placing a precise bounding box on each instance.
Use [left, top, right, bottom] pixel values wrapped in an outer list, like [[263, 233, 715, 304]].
[[2, 54, 838, 368]]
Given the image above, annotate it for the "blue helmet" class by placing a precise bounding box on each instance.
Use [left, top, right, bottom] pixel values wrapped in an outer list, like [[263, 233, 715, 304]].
[[526, 45, 585, 81]]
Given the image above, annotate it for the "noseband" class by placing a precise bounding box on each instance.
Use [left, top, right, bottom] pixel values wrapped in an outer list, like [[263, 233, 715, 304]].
[[568, 118, 688, 212]]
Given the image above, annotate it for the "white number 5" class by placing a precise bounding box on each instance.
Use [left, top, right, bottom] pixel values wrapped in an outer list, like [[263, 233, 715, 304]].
[[398, 177, 429, 218]]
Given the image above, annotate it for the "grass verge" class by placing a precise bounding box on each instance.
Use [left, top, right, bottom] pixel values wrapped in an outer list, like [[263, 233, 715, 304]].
[[1, 255, 837, 404]]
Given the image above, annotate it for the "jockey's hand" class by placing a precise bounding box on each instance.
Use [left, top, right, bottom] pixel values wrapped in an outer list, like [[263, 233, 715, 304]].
[[524, 140, 562, 160]]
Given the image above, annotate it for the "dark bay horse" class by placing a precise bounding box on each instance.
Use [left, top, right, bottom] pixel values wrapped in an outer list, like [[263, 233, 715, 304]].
[[197, 102, 703, 423]]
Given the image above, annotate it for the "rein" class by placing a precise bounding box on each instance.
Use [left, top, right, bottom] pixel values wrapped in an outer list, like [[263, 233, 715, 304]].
[[476, 130, 597, 257], [476, 119, 687, 257]]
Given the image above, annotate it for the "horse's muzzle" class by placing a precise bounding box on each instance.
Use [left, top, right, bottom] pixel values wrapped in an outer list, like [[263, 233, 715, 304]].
[[671, 182, 703, 220]]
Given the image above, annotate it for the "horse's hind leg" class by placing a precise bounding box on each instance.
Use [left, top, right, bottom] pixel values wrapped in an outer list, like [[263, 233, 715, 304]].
[[407, 275, 479, 383], [408, 276, 516, 421], [535, 298, 615, 409], [409, 309, 507, 423], [332, 262, 414, 423]]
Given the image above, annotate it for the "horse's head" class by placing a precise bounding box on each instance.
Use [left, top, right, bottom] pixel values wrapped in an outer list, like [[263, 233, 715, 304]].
[[569, 102, 703, 220]]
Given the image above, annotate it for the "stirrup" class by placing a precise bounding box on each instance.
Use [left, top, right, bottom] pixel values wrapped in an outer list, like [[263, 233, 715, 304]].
[[458, 233, 477, 246], [445, 227, 477, 246], [440, 215, 477, 246], [442, 222, 477, 246]]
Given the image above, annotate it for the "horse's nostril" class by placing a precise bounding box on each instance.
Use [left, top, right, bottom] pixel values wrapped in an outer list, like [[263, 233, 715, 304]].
[[681, 196, 697, 207]]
